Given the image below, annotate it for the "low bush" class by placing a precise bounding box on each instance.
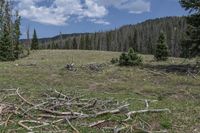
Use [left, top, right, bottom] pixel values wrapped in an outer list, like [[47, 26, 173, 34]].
[[110, 58, 119, 64], [119, 48, 142, 66]]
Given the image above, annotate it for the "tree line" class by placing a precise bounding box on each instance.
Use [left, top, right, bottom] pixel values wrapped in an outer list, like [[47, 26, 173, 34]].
[[38, 17, 187, 57], [1, 0, 199, 61]]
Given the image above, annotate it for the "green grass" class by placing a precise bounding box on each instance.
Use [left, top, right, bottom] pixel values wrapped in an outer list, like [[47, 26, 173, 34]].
[[0, 50, 199, 132]]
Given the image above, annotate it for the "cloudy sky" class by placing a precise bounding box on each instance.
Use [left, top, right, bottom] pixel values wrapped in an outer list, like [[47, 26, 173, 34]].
[[14, 0, 186, 38]]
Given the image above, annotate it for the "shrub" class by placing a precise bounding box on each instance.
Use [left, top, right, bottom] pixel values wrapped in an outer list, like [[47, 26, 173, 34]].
[[119, 48, 142, 66], [111, 58, 119, 64]]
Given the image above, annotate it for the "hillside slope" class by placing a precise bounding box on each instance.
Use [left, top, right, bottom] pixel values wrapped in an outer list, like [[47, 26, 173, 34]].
[[36, 17, 187, 57]]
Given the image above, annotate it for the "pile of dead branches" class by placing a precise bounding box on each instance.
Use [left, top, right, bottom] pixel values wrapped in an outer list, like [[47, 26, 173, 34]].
[[0, 88, 171, 133]]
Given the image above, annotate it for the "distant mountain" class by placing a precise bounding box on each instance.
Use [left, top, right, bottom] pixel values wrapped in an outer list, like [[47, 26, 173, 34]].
[[25, 16, 187, 57]]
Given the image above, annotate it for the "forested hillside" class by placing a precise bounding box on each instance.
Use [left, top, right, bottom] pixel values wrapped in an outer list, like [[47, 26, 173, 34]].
[[37, 17, 186, 57]]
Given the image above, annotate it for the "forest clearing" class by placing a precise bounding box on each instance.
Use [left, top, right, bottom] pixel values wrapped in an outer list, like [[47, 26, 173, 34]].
[[1, 0, 200, 132], [0, 50, 199, 132]]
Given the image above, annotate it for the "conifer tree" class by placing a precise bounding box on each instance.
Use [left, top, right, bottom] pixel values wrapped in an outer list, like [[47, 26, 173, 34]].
[[72, 37, 77, 49], [0, 0, 5, 31], [179, 0, 200, 57], [133, 29, 138, 52], [31, 29, 39, 50], [85, 34, 91, 50], [0, 1, 15, 61], [97, 38, 101, 50], [0, 23, 14, 61], [106, 32, 111, 51], [154, 33, 169, 61], [80, 35, 85, 50], [51, 41, 55, 49], [64, 40, 69, 49], [14, 11, 21, 59], [119, 48, 142, 66]]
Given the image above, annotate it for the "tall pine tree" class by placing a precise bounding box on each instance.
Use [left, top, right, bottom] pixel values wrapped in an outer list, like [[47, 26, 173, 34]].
[[72, 37, 77, 49], [0, 23, 14, 61], [14, 11, 21, 59], [0, 1, 15, 61], [85, 34, 91, 50], [180, 0, 200, 57], [31, 29, 39, 50]]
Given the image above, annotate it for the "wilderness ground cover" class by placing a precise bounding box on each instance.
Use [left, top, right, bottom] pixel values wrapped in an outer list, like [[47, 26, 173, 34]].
[[0, 50, 199, 132]]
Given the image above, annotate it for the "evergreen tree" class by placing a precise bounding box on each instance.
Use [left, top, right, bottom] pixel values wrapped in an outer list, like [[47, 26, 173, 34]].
[[64, 40, 69, 49], [106, 32, 111, 51], [119, 48, 142, 66], [128, 35, 134, 50], [0, 1, 15, 61], [85, 34, 91, 50], [147, 37, 153, 54], [0, 0, 5, 32], [31, 29, 39, 50], [14, 11, 21, 59], [80, 35, 85, 49], [154, 33, 169, 61], [72, 37, 77, 49], [55, 43, 58, 49], [0, 23, 14, 61], [179, 0, 200, 57], [133, 29, 138, 52], [51, 41, 55, 49], [97, 38, 101, 50]]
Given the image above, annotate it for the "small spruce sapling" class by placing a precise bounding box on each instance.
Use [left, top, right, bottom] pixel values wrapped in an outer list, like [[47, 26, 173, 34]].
[[154, 33, 169, 61], [119, 48, 142, 66]]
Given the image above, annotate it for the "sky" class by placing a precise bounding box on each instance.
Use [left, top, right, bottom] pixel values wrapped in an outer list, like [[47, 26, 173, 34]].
[[13, 0, 187, 39]]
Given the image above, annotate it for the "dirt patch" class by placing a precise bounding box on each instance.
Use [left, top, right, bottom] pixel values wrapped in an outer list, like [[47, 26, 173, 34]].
[[108, 78, 119, 83], [89, 83, 98, 90], [144, 64, 200, 75]]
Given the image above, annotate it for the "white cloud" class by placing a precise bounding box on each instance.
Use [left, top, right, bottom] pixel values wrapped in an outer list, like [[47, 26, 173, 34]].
[[90, 19, 110, 25], [96, 0, 150, 14], [83, 0, 108, 18], [14, 0, 151, 25]]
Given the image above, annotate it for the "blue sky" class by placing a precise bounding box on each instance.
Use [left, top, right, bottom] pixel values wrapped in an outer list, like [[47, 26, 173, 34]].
[[15, 0, 187, 39]]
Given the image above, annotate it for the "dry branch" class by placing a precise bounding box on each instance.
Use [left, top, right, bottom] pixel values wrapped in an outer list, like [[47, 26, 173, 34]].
[[89, 120, 106, 127], [125, 108, 171, 121], [95, 104, 129, 116], [18, 120, 50, 131], [65, 118, 80, 133], [16, 88, 34, 106]]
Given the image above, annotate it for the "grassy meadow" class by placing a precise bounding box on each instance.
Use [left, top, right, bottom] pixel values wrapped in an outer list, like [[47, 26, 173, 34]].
[[0, 50, 199, 133]]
